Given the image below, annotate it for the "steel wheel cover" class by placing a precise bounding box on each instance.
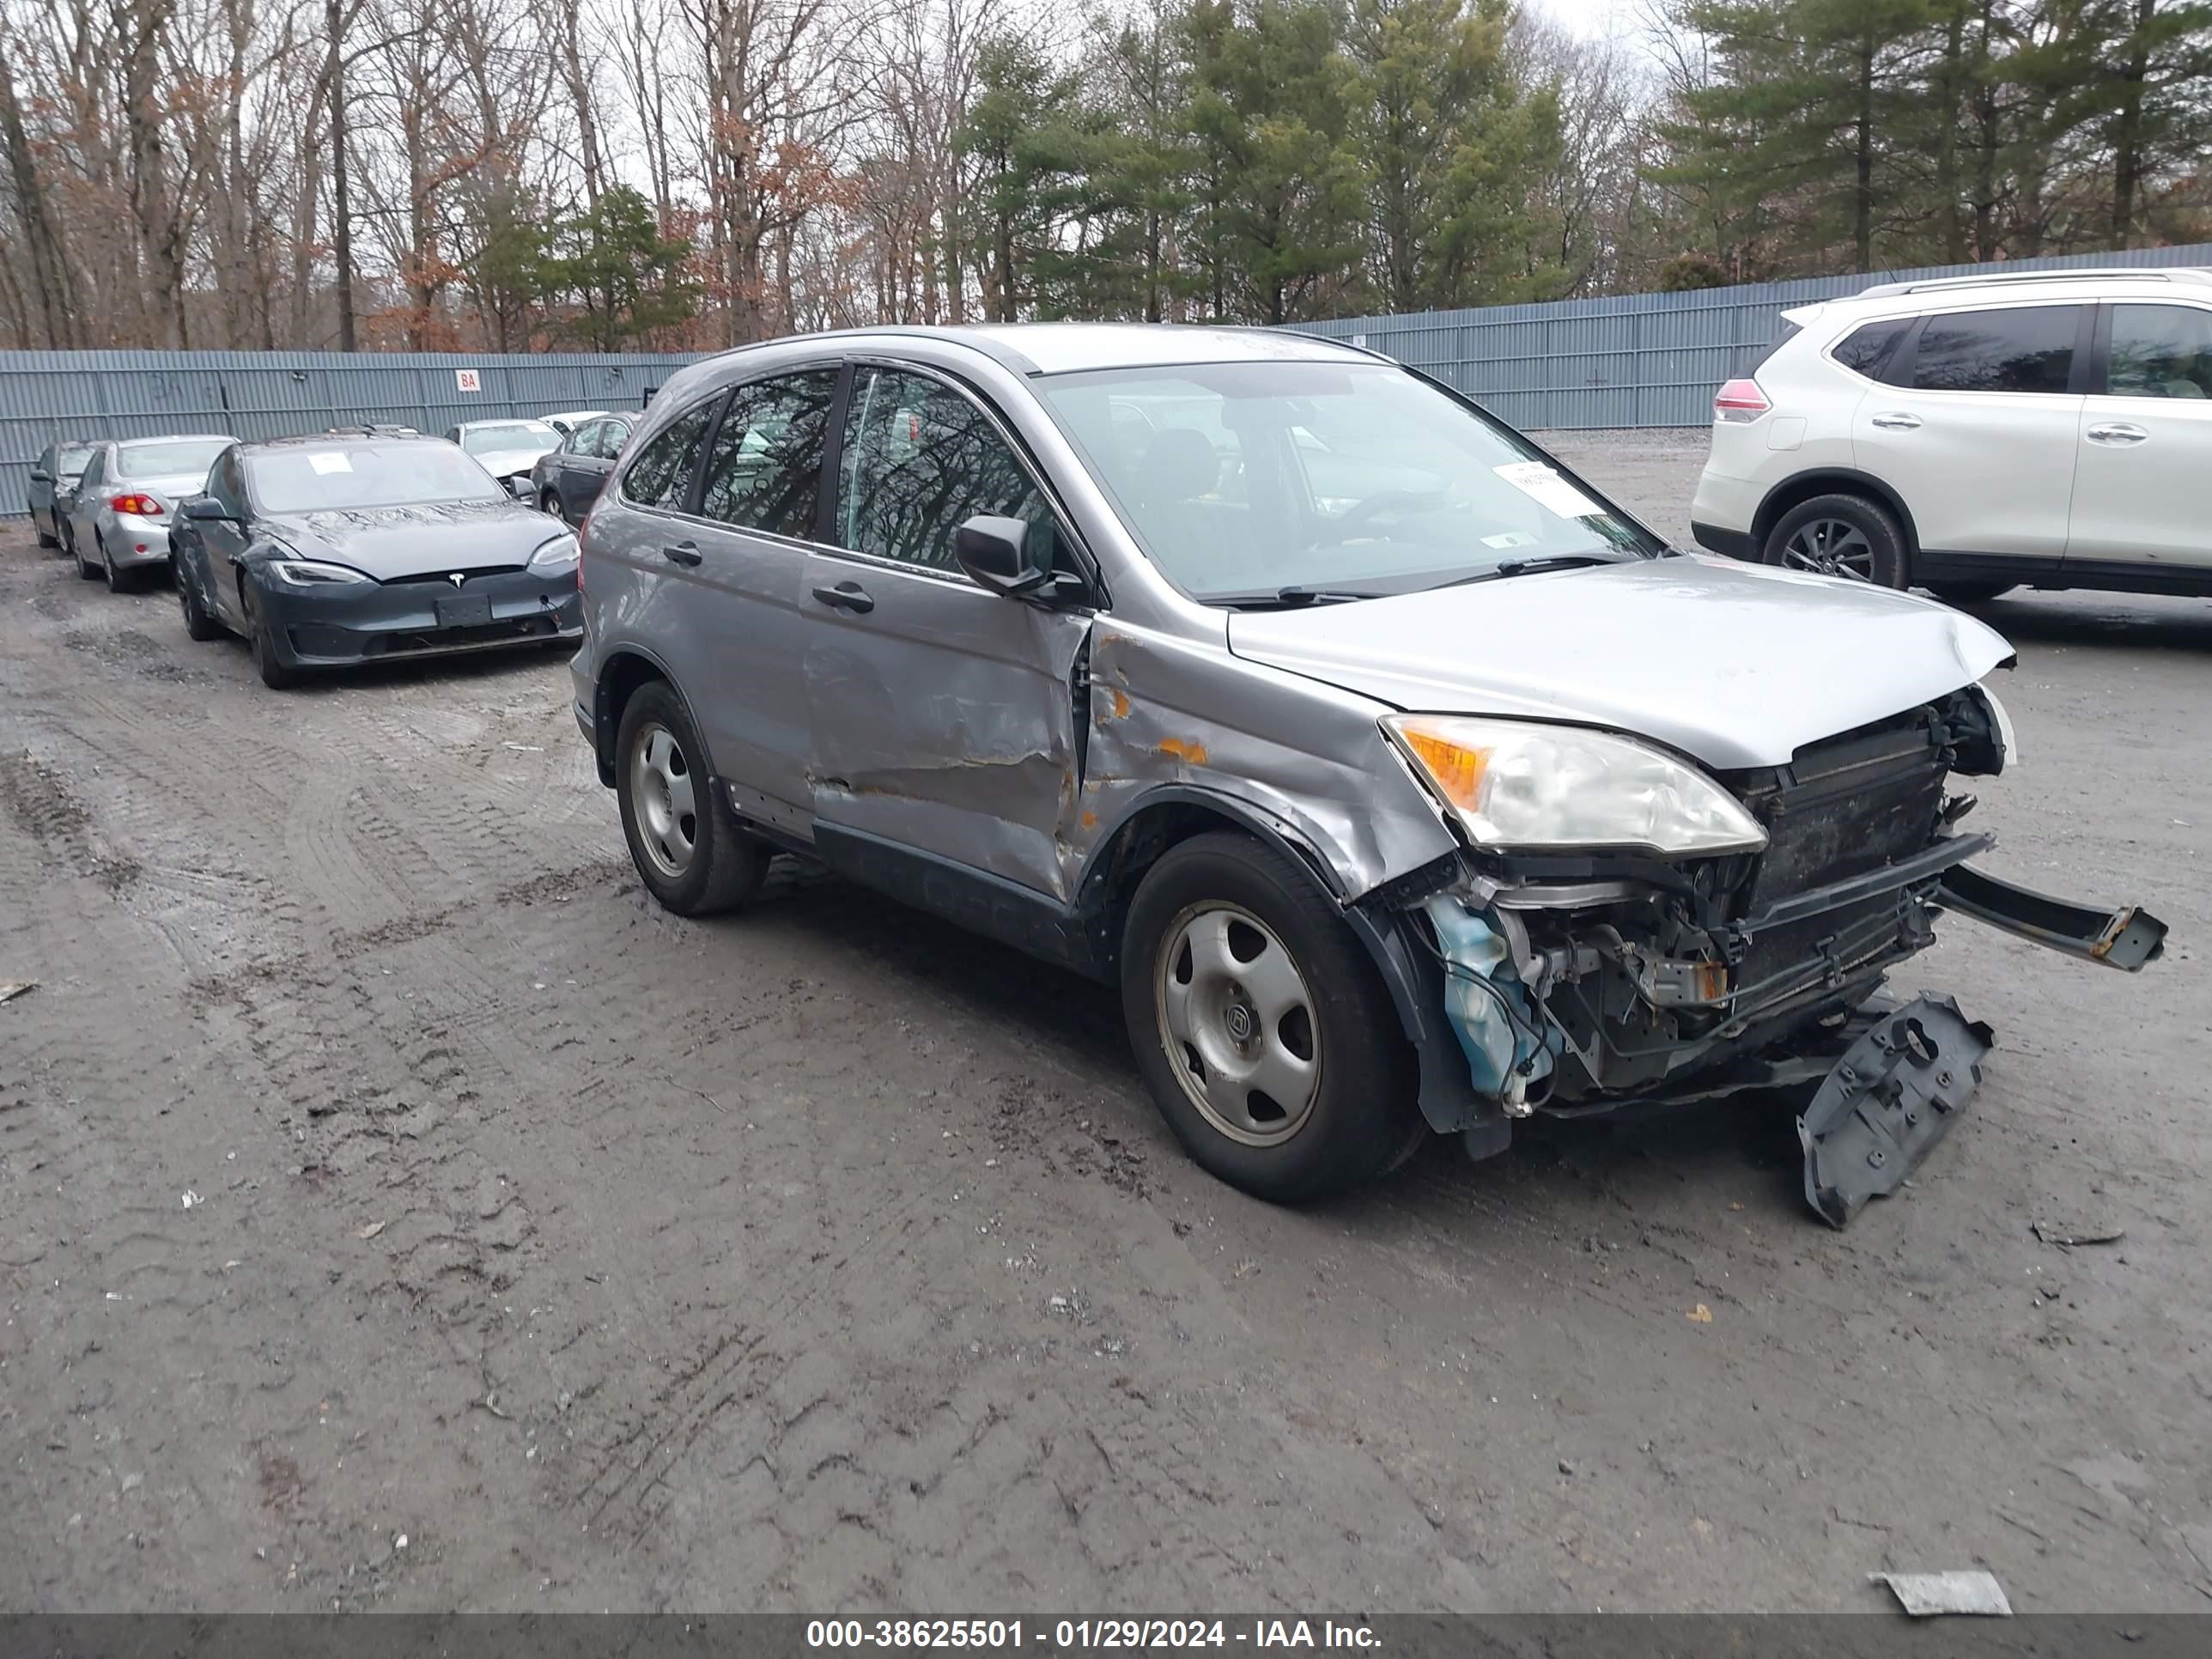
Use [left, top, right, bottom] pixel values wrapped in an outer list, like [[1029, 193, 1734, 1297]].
[[1154, 901, 1323, 1147], [629, 721, 698, 880]]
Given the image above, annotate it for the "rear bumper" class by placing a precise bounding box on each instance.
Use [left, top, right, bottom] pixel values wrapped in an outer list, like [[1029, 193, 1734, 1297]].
[[258, 568, 582, 669], [1691, 520, 1759, 562], [106, 516, 173, 567]]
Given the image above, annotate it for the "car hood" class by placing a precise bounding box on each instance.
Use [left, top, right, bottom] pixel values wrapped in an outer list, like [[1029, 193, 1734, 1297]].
[[267, 499, 566, 580], [1225, 554, 2014, 769], [472, 447, 553, 479]]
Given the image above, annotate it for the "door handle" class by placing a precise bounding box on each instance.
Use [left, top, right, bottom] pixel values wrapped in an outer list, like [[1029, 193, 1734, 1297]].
[[1869, 411, 1923, 430], [662, 540, 702, 566], [811, 580, 874, 614], [2087, 422, 2148, 445]]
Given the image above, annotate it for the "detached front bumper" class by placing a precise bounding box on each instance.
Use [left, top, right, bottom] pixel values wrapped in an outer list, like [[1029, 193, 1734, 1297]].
[[1362, 836, 2166, 1225], [258, 568, 582, 669]]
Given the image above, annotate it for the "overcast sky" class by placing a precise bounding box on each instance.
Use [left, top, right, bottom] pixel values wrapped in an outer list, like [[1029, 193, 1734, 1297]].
[[1528, 0, 1644, 39]]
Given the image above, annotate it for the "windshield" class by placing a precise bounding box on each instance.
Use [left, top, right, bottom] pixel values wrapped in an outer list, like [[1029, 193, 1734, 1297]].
[[459, 422, 557, 457], [117, 439, 230, 480], [57, 445, 94, 474], [1036, 362, 1658, 603], [246, 442, 507, 514]]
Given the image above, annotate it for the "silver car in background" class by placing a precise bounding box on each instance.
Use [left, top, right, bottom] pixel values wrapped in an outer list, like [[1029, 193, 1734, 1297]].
[[567, 324, 2164, 1224], [61, 434, 234, 592], [447, 419, 563, 498]]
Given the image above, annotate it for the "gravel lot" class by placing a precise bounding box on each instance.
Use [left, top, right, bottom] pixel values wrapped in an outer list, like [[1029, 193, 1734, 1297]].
[[3, 436, 2209, 1614]]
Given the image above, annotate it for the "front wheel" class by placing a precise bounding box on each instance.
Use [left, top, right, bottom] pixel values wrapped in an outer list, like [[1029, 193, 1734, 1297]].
[[177, 559, 224, 641], [1120, 831, 1422, 1202], [614, 681, 767, 915], [1762, 493, 1908, 589], [35, 514, 58, 549], [243, 585, 301, 689], [540, 489, 564, 520]]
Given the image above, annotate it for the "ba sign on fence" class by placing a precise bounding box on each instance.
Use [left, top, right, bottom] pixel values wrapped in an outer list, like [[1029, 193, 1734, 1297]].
[[454, 368, 482, 392]]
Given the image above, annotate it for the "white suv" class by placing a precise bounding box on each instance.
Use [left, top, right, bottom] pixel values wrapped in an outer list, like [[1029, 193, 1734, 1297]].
[[1691, 267, 2212, 604]]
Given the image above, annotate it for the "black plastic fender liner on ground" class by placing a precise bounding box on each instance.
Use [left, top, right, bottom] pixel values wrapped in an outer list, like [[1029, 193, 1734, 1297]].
[[1798, 994, 1995, 1229]]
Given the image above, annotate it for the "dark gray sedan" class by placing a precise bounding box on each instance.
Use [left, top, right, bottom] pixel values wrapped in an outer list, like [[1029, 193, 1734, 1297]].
[[172, 433, 581, 690], [27, 438, 95, 546], [530, 411, 636, 525]]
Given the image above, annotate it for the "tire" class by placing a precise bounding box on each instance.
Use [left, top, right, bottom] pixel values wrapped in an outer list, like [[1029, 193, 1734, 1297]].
[[243, 584, 301, 689], [35, 514, 58, 549], [1926, 580, 2015, 605], [614, 680, 767, 915], [177, 559, 223, 641], [70, 525, 99, 580], [540, 488, 564, 520], [1761, 493, 1908, 589], [1121, 830, 1421, 1202], [101, 536, 135, 593]]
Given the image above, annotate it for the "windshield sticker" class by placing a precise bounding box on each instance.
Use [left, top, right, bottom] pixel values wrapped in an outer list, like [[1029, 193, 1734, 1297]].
[[1493, 460, 1603, 520], [308, 453, 354, 475], [1482, 530, 1540, 550]]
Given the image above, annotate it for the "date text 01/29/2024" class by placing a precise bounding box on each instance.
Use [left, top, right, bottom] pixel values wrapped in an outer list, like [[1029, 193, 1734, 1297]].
[[805, 1620, 1382, 1650]]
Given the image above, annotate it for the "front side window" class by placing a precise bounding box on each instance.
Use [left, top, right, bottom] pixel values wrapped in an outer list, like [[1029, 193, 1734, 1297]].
[[1911, 306, 2081, 394], [2106, 304, 2212, 399], [699, 370, 838, 538], [208, 452, 247, 517], [244, 442, 507, 514], [1036, 361, 1655, 604], [835, 368, 1057, 572], [620, 400, 717, 511]]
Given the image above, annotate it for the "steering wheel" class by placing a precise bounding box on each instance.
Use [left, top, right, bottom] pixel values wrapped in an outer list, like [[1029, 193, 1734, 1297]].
[[1315, 488, 1449, 544]]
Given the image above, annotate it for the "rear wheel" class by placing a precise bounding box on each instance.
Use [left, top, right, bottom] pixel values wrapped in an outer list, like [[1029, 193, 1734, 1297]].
[[540, 488, 564, 520], [1762, 493, 1908, 589], [101, 536, 136, 593], [1926, 580, 2015, 605], [1121, 831, 1422, 1202], [615, 680, 767, 915], [70, 524, 99, 580]]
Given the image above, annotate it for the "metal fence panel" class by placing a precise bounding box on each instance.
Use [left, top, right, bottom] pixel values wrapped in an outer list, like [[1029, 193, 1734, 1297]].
[[1288, 243, 2212, 428], [0, 349, 702, 516]]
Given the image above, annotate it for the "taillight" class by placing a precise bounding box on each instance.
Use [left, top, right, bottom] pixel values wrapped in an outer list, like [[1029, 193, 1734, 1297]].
[[1714, 380, 1770, 423], [109, 492, 166, 517]]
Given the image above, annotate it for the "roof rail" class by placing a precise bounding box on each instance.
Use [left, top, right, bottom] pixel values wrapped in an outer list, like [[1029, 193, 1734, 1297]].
[[1856, 266, 2212, 300]]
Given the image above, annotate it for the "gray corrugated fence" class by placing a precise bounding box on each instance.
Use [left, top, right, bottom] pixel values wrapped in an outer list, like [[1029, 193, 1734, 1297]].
[[0, 349, 702, 518], [1286, 244, 2212, 430]]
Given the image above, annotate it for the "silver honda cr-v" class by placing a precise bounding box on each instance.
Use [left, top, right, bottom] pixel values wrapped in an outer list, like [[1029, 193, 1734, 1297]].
[[569, 324, 2164, 1224]]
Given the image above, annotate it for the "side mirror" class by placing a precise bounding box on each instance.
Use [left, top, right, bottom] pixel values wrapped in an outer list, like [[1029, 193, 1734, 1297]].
[[181, 495, 229, 522], [28, 467, 51, 484], [953, 514, 1050, 598]]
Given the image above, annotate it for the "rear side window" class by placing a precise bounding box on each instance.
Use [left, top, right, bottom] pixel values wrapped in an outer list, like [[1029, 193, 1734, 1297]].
[[1911, 306, 2081, 394], [620, 400, 716, 510], [698, 370, 839, 539], [1832, 319, 1911, 381]]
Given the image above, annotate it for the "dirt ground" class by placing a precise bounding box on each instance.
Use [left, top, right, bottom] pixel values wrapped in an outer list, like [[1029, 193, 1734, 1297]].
[[3, 440, 2209, 1614]]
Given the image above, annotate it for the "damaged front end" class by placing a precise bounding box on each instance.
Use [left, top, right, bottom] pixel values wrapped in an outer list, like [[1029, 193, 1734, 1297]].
[[1367, 688, 2166, 1226]]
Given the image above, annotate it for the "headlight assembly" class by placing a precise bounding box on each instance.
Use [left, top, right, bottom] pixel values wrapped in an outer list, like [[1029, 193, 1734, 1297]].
[[529, 532, 580, 571], [268, 559, 370, 586], [1384, 714, 1768, 857]]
